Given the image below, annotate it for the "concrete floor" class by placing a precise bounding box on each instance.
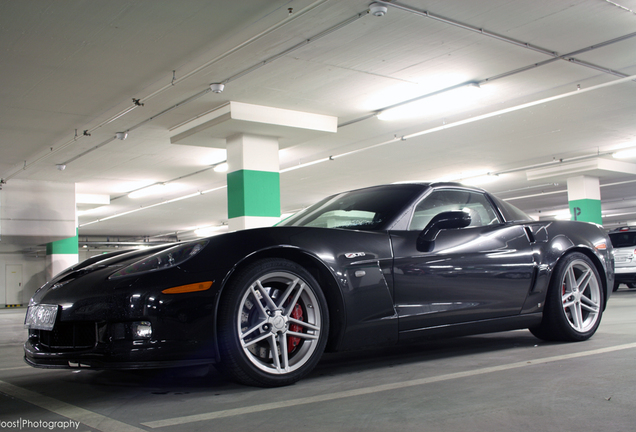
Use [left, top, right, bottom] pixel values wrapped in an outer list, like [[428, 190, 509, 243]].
[[1, 289, 635, 432]]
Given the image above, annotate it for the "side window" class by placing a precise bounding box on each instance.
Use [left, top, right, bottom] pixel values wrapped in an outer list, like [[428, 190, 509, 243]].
[[409, 189, 500, 231]]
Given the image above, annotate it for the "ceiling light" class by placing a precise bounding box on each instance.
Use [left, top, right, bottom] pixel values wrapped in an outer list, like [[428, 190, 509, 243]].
[[363, 73, 470, 111], [80, 186, 227, 227], [369, 2, 388, 16], [612, 147, 636, 159], [76, 206, 109, 216], [115, 132, 128, 140], [432, 169, 492, 184], [213, 162, 229, 172], [128, 183, 167, 199], [377, 82, 481, 121], [194, 225, 228, 237], [114, 181, 156, 194], [210, 83, 225, 93], [554, 210, 572, 220], [461, 173, 501, 186]]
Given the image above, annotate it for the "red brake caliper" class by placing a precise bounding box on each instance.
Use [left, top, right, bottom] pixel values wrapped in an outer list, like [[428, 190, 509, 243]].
[[288, 303, 303, 353]]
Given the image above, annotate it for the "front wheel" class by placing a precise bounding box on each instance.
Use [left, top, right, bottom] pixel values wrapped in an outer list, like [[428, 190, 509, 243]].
[[530, 252, 604, 342], [217, 258, 329, 387]]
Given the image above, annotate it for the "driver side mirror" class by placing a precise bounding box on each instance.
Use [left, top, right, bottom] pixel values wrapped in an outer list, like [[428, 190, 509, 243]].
[[416, 211, 472, 252]]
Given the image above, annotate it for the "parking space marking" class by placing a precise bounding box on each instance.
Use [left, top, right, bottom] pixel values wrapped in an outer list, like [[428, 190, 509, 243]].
[[143, 342, 636, 428], [0, 366, 31, 372], [0, 380, 147, 432]]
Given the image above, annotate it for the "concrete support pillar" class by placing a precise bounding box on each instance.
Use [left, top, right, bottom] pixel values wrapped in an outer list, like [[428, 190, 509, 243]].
[[46, 230, 79, 280], [567, 175, 602, 224], [226, 134, 280, 231]]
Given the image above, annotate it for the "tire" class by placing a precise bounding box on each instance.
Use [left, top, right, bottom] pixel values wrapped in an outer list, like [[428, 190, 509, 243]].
[[627, 283, 636, 289], [613, 281, 620, 292], [530, 252, 604, 342], [217, 258, 329, 387]]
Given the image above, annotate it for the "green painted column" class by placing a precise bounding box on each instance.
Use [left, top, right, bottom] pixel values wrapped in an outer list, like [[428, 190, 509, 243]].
[[46, 230, 79, 280], [226, 134, 281, 231], [567, 176, 603, 225]]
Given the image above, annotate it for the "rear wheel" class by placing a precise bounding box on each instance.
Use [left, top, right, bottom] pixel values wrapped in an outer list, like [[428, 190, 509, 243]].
[[530, 252, 604, 342], [217, 258, 329, 387]]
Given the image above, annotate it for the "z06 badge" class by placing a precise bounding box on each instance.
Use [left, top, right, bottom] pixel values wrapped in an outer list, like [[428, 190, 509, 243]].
[[344, 252, 366, 259]]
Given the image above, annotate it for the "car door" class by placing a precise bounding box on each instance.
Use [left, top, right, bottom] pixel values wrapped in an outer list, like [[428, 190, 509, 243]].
[[390, 188, 535, 332]]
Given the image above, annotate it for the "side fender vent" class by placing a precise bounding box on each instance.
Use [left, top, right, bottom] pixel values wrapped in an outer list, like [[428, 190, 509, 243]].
[[524, 226, 536, 244]]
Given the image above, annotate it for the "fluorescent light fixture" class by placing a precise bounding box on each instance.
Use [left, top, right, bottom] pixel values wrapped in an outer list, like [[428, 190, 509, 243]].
[[613, 147, 636, 159], [76, 205, 110, 216], [213, 162, 229, 173], [393, 172, 500, 186], [79, 186, 227, 227], [364, 73, 471, 111], [432, 169, 493, 184], [461, 173, 501, 186], [554, 210, 572, 220], [114, 181, 156, 194], [377, 82, 481, 121], [194, 225, 228, 237], [128, 183, 168, 199], [198, 151, 227, 166]]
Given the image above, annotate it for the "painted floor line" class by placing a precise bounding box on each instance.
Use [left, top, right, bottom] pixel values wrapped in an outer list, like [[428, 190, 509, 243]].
[[0, 365, 31, 372], [142, 342, 636, 428], [0, 380, 147, 432]]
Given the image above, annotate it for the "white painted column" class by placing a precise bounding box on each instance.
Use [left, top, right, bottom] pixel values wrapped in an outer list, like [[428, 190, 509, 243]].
[[567, 175, 602, 224], [226, 134, 281, 231], [46, 232, 79, 280]]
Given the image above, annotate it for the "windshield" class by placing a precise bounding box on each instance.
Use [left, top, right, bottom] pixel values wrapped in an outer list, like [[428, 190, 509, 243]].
[[279, 185, 423, 230]]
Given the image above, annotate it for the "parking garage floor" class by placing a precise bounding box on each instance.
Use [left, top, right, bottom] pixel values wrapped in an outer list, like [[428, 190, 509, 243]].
[[2, 289, 635, 432]]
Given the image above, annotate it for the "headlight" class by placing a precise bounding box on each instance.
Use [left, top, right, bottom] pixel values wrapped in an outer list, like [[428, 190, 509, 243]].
[[109, 240, 208, 279]]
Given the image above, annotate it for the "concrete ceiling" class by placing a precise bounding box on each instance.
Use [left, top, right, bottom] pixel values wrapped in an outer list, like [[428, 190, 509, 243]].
[[3, 0, 636, 244]]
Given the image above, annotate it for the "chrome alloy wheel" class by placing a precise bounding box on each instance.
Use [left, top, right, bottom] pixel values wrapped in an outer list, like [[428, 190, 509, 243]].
[[237, 271, 322, 375], [560, 259, 601, 333]]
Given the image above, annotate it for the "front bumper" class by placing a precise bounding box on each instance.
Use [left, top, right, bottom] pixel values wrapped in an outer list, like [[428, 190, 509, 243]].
[[24, 335, 216, 370], [23, 314, 218, 370], [614, 267, 636, 283]]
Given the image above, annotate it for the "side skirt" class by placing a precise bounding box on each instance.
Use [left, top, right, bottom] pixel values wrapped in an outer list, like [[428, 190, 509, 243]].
[[398, 313, 544, 342]]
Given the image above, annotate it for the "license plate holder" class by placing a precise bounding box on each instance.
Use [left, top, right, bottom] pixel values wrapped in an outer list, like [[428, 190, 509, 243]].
[[24, 304, 58, 331]]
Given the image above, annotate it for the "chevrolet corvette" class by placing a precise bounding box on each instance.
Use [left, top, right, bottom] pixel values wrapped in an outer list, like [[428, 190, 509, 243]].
[[24, 183, 614, 387]]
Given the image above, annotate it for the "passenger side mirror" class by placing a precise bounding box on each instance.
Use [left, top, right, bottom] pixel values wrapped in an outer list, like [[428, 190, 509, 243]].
[[416, 211, 472, 252]]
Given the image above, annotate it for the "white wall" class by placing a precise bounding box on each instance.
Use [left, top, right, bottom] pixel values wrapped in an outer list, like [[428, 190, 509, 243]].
[[1, 179, 76, 245], [0, 245, 138, 307], [0, 249, 46, 306]]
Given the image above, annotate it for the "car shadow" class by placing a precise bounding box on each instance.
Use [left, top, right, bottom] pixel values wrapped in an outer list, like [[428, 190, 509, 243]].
[[71, 329, 546, 393], [311, 330, 544, 378]]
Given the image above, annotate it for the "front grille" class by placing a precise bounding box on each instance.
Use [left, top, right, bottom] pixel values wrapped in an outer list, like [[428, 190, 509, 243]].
[[34, 322, 97, 351]]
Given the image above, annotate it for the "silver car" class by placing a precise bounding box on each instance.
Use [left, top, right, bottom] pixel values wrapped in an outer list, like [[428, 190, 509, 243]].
[[609, 227, 636, 291]]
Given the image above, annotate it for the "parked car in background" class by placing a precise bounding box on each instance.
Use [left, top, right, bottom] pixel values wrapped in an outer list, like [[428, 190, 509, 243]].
[[608, 227, 636, 291]]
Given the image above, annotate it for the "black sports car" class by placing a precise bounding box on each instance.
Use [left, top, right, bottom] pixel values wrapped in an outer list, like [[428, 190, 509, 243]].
[[24, 183, 614, 387]]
